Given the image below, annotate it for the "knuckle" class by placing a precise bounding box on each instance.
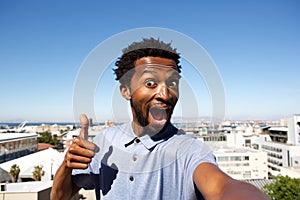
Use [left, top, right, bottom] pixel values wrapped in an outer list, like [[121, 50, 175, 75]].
[[73, 138, 80, 144], [69, 146, 75, 152]]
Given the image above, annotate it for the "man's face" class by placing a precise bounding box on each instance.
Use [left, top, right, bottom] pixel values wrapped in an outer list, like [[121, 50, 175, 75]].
[[128, 56, 180, 134]]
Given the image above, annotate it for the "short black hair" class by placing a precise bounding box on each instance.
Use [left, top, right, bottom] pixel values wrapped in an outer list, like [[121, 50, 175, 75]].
[[114, 38, 181, 85]]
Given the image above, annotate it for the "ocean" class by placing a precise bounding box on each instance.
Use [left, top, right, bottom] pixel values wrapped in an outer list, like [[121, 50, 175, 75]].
[[0, 122, 75, 127]]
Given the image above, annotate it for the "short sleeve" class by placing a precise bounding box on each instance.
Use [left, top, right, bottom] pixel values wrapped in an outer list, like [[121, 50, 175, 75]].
[[187, 139, 217, 174]]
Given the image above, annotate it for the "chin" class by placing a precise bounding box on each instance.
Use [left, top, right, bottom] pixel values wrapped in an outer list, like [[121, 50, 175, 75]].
[[147, 119, 170, 135]]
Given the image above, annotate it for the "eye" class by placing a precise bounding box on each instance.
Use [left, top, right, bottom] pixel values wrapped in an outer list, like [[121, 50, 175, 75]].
[[145, 80, 157, 88], [167, 80, 178, 88]]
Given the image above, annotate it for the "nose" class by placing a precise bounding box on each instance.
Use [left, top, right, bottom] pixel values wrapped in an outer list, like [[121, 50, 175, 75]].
[[156, 84, 171, 101]]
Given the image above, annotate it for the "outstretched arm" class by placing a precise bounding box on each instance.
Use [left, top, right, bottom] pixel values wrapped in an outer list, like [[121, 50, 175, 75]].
[[51, 114, 98, 200], [51, 160, 80, 200], [193, 163, 269, 200]]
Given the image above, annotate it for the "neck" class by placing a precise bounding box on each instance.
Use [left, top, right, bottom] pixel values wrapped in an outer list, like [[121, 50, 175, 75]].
[[131, 121, 145, 137]]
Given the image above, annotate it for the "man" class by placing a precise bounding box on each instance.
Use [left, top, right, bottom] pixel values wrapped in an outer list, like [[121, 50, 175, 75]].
[[51, 38, 269, 200]]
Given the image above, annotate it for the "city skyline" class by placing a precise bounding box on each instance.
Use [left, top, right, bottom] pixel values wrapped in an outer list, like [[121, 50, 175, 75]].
[[0, 1, 299, 122]]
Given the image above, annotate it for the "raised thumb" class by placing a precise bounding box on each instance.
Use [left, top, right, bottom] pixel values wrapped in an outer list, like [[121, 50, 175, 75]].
[[79, 114, 89, 140]]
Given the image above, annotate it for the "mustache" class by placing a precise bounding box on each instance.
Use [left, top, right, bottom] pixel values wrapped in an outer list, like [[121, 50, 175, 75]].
[[151, 98, 174, 108]]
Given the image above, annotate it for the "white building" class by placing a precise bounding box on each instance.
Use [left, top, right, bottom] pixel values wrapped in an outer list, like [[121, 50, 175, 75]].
[[0, 181, 81, 200], [259, 140, 300, 176], [215, 147, 268, 180], [287, 115, 300, 145], [0, 181, 53, 200], [0, 148, 64, 182], [278, 166, 300, 178], [198, 123, 270, 180], [258, 114, 300, 177], [225, 131, 260, 149], [0, 133, 38, 163]]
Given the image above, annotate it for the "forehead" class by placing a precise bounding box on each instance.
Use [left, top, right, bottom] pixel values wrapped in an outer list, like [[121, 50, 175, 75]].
[[134, 56, 179, 75], [135, 56, 177, 67], [133, 57, 178, 78]]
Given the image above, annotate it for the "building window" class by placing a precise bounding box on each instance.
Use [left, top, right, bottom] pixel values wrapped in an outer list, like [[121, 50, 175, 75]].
[[243, 171, 251, 179], [230, 156, 241, 161], [217, 156, 229, 162]]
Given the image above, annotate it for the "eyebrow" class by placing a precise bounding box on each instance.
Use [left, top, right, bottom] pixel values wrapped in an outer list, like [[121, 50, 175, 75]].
[[139, 69, 181, 81]]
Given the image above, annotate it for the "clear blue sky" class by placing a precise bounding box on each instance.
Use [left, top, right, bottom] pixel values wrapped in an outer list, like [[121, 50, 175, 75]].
[[0, 0, 299, 122]]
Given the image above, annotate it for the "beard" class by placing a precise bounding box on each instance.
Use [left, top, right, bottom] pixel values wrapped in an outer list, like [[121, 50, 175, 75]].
[[130, 99, 149, 127]]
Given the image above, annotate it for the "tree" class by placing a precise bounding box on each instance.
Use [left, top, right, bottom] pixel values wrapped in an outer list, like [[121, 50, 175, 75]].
[[262, 175, 300, 200], [38, 131, 58, 145], [9, 164, 20, 182], [32, 165, 45, 181]]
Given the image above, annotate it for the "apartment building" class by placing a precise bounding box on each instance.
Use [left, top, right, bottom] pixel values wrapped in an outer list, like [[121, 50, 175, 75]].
[[215, 147, 268, 180], [0, 133, 38, 163], [258, 114, 300, 177]]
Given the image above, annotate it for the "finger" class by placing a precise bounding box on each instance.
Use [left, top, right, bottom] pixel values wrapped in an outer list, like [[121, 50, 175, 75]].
[[72, 138, 99, 152], [79, 114, 89, 140], [69, 139, 96, 157], [67, 153, 92, 164], [67, 160, 89, 169]]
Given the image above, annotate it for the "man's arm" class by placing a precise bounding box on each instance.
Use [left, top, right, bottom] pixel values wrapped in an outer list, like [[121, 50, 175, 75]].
[[193, 162, 269, 200], [50, 160, 80, 200], [50, 114, 98, 200]]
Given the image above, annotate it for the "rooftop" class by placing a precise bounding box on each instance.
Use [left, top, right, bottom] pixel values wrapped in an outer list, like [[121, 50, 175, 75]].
[[244, 179, 274, 190], [269, 127, 288, 132], [214, 147, 258, 154], [1, 181, 53, 193], [0, 148, 64, 181], [0, 133, 38, 141]]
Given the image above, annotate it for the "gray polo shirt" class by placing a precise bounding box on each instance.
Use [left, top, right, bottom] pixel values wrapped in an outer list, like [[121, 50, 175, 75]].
[[72, 122, 216, 200]]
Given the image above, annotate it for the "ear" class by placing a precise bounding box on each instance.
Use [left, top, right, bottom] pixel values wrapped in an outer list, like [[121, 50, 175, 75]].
[[120, 85, 131, 100]]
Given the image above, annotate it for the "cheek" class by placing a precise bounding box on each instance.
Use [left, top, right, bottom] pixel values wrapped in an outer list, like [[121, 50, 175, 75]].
[[132, 88, 153, 101], [131, 91, 149, 108]]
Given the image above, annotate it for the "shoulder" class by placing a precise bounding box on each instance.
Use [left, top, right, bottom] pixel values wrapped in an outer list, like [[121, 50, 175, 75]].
[[169, 129, 216, 166], [172, 129, 206, 148], [168, 129, 214, 159]]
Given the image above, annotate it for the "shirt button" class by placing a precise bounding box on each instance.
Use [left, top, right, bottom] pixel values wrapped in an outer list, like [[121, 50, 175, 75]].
[[133, 156, 137, 161], [135, 138, 141, 143], [129, 176, 134, 181]]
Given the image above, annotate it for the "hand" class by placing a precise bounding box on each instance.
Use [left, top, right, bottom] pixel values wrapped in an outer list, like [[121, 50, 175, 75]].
[[65, 114, 98, 169]]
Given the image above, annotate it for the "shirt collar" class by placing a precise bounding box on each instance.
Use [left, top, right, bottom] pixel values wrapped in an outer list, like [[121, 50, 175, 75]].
[[125, 122, 177, 150]]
